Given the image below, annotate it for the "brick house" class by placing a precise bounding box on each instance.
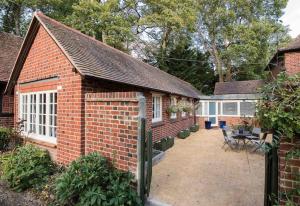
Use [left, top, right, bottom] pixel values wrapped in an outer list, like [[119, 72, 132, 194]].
[[266, 34, 300, 78], [5, 12, 200, 173], [0, 32, 23, 127], [197, 80, 264, 128], [266, 35, 300, 205]]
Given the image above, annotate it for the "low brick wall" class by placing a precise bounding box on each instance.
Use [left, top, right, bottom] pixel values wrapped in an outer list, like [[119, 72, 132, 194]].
[[278, 137, 300, 205], [0, 114, 14, 128], [85, 92, 139, 173], [198, 116, 244, 129]]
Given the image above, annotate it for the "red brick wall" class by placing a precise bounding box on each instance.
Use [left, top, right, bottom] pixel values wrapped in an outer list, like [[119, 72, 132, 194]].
[[145, 92, 195, 142], [284, 52, 300, 76], [14, 26, 85, 164], [198, 116, 244, 128], [278, 137, 300, 205], [85, 92, 139, 172]]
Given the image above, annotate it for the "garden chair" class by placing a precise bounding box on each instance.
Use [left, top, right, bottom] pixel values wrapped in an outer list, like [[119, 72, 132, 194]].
[[222, 129, 238, 150], [250, 133, 268, 152]]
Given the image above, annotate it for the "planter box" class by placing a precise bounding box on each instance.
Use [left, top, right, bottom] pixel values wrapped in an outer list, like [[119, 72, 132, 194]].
[[190, 124, 199, 132], [178, 129, 191, 139], [166, 136, 175, 149]]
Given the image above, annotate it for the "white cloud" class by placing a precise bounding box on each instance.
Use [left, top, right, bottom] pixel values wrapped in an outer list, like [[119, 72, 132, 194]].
[[280, 0, 300, 38]]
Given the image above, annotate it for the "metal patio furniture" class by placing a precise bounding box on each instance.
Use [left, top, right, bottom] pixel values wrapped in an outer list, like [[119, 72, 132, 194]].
[[222, 128, 238, 150], [249, 133, 268, 152]]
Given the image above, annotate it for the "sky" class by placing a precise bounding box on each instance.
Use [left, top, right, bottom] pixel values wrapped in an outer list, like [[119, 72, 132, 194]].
[[280, 0, 300, 38]]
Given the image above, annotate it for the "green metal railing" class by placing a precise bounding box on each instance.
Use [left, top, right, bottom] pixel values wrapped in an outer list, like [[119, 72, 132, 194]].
[[139, 118, 153, 205]]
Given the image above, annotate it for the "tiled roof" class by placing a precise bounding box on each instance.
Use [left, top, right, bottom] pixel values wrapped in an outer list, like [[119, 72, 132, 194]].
[[279, 35, 300, 52], [214, 80, 264, 95], [31, 13, 199, 98], [0, 32, 23, 82]]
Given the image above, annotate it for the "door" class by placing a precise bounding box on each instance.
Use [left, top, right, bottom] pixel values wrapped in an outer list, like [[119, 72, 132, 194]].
[[208, 101, 218, 126]]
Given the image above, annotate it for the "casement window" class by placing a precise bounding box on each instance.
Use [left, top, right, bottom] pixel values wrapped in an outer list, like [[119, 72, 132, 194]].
[[152, 94, 162, 123], [170, 97, 177, 119], [222, 102, 238, 116], [196, 102, 202, 116], [240, 101, 256, 117], [19, 91, 57, 143], [181, 98, 187, 117]]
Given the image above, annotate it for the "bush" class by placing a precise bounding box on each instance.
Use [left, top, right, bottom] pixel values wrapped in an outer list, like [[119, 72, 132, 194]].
[[0, 127, 10, 151], [55, 152, 141, 206], [257, 73, 300, 138], [190, 124, 199, 132], [178, 129, 190, 139], [2, 144, 54, 191]]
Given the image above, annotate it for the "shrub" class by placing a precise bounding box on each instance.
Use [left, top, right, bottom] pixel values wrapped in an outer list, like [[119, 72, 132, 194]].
[[190, 124, 199, 132], [178, 129, 190, 139], [256, 73, 300, 138], [55, 152, 141, 206], [2, 144, 54, 191], [0, 127, 10, 151]]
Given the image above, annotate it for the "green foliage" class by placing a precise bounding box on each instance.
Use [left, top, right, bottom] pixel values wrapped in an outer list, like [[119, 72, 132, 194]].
[[55, 152, 140, 206], [178, 129, 190, 139], [1, 144, 54, 191], [190, 124, 199, 132], [163, 37, 216, 94], [64, 0, 137, 51], [256, 73, 300, 139], [197, 0, 291, 81], [0, 127, 10, 151]]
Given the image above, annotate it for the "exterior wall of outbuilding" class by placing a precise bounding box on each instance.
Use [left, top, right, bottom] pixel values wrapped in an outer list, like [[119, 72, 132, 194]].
[[12, 24, 198, 171], [145, 92, 195, 142]]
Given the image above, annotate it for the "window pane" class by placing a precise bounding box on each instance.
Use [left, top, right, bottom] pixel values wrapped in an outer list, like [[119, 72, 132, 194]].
[[240, 102, 256, 116], [209, 102, 216, 115], [196, 102, 202, 116], [223, 102, 238, 115]]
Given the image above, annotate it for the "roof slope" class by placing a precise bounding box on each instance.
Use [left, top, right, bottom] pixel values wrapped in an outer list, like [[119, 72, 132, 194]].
[[24, 13, 198, 98], [0, 32, 23, 82], [279, 35, 300, 52], [214, 80, 264, 95]]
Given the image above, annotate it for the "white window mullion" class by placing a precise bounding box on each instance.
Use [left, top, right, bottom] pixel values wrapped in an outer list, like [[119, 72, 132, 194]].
[[46, 93, 50, 138], [36, 93, 40, 135], [237, 101, 240, 116]]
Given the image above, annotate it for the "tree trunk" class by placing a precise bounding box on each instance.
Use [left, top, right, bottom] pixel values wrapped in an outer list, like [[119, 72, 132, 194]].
[[225, 62, 232, 81], [159, 27, 172, 71], [212, 45, 223, 82], [13, 4, 21, 36]]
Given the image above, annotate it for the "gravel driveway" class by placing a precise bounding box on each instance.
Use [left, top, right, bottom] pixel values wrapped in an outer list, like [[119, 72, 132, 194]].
[[150, 129, 266, 206]]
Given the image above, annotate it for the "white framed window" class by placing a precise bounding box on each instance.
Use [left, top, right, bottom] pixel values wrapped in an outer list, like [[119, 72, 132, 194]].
[[181, 98, 187, 117], [196, 102, 202, 116], [152, 94, 162, 123], [240, 101, 256, 117], [19, 90, 57, 144], [170, 97, 177, 119], [222, 101, 238, 116]]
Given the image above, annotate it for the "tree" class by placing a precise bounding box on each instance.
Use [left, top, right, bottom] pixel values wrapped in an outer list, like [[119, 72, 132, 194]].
[[197, 0, 290, 82], [0, 0, 78, 36], [64, 0, 138, 51], [159, 34, 216, 94], [137, 0, 198, 70]]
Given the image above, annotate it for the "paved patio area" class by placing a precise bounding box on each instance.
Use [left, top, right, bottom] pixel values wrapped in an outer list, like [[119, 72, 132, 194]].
[[150, 129, 266, 206]]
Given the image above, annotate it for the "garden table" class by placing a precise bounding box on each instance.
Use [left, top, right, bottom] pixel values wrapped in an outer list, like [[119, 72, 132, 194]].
[[232, 130, 252, 149]]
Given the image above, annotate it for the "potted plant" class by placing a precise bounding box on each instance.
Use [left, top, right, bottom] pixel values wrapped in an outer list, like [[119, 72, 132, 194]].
[[166, 105, 178, 114]]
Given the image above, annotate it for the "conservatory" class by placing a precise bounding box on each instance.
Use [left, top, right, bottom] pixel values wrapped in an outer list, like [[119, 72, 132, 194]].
[[197, 80, 264, 127]]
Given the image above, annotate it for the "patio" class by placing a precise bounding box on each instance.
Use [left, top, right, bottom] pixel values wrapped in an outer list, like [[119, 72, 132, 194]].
[[150, 129, 267, 206]]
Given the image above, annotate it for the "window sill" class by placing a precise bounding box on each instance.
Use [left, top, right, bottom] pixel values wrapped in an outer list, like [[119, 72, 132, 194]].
[[25, 137, 57, 148], [151, 121, 164, 128], [170, 118, 178, 123]]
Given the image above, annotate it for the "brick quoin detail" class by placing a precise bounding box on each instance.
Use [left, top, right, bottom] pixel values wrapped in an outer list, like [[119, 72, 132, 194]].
[[85, 92, 139, 172], [278, 138, 300, 205]]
